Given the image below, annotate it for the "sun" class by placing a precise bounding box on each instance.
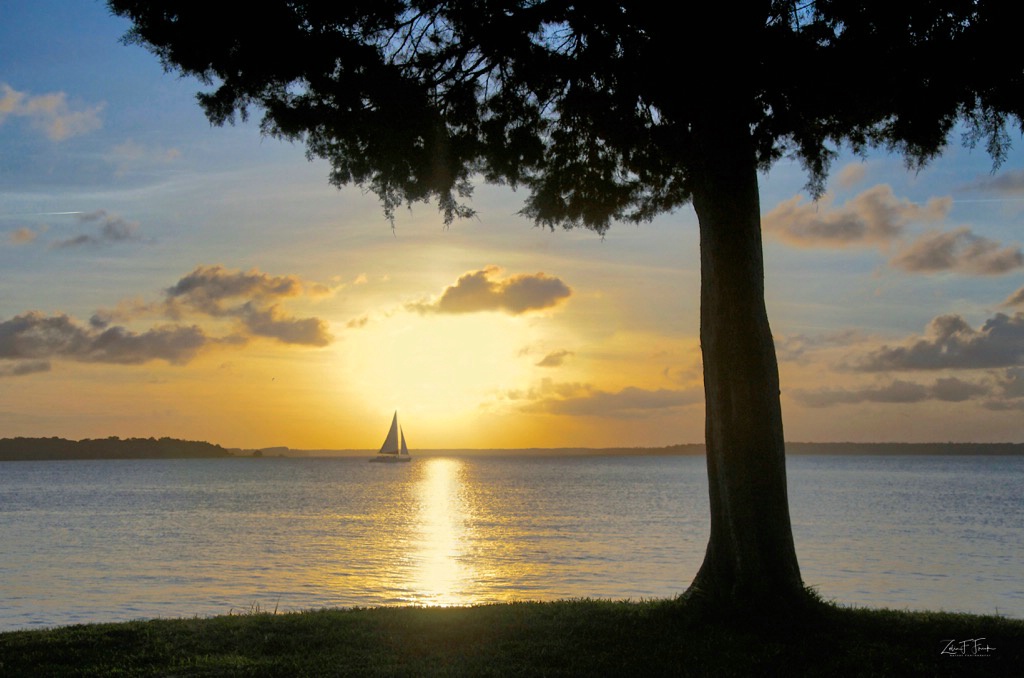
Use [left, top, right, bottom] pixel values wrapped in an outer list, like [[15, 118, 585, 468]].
[[337, 311, 536, 444]]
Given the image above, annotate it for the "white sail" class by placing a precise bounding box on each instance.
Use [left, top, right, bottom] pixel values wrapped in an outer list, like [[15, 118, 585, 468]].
[[371, 411, 411, 462], [379, 411, 400, 454]]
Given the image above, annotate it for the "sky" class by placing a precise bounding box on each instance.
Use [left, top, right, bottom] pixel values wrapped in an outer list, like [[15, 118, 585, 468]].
[[2, 1, 1023, 450]]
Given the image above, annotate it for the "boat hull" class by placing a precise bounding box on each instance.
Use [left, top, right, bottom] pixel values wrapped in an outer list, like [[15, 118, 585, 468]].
[[369, 455, 411, 463]]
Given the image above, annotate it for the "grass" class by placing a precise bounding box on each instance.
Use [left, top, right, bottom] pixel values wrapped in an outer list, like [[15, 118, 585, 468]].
[[1, 599, 1022, 677]]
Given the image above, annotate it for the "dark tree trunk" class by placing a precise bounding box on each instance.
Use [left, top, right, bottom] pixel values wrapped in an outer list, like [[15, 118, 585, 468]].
[[684, 111, 808, 612]]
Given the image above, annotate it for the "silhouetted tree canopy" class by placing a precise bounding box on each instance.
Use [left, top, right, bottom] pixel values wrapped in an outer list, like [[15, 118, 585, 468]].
[[111, 1, 1021, 226], [110, 0, 1024, 612]]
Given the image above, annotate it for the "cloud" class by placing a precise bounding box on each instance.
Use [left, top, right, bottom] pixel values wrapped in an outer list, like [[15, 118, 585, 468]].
[[1, 265, 336, 375], [0, 312, 213, 366], [836, 163, 867, 189], [408, 266, 571, 315], [7, 227, 38, 245], [775, 329, 865, 363], [850, 312, 1024, 371], [504, 379, 591, 402], [239, 304, 331, 346], [536, 350, 574, 367], [530, 386, 701, 418], [792, 377, 991, 408], [763, 184, 951, 248], [1002, 286, 1024, 308], [981, 399, 1024, 411], [0, 83, 103, 141], [505, 379, 700, 418], [89, 298, 162, 329], [965, 168, 1024, 195], [889, 227, 1023, 275], [165, 265, 320, 312], [994, 367, 1024, 399], [162, 265, 332, 346], [0, 360, 51, 378], [930, 376, 992, 402], [109, 139, 182, 176], [50, 210, 141, 249], [793, 380, 928, 406]]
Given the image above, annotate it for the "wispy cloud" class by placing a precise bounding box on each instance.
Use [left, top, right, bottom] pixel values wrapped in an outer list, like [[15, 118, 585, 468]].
[[407, 266, 571, 316], [763, 184, 950, 248], [0, 82, 103, 141], [792, 370, 1024, 411], [963, 168, 1024, 195], [775, 329, 865, 363], [536, 349, 574, 367], [0, 359, 51, 378], [50, 210, 141, 249], [793, 377, 990, 407], [504, 379, 700, 418], [848, 312, 1024, 371], [109, 139, 182, 176], [835, 162, 867, 189], [890, 227, 1023, 275]]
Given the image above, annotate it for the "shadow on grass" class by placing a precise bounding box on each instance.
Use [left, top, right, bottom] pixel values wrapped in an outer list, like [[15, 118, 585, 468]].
[[1, 598, 1021, 676]]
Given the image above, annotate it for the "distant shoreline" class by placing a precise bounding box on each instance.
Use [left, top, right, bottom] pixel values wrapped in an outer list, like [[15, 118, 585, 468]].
[[0, 436, 231, 462], [3, 437, 1023, 461], [300, 442, 1024, 457]]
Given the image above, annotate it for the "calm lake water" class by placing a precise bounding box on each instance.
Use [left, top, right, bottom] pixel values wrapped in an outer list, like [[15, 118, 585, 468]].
[[1, 454, 1021, 631]]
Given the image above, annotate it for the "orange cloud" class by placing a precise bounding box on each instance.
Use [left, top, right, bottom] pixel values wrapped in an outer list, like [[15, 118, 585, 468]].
[[408, 266, 571, 315], [7, 227, 37, 245], [0, 83, 103, 141]]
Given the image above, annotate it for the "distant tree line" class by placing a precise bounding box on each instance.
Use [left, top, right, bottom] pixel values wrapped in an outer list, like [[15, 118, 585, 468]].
[[784, 442, 1024, 456], [660, 442, 1024, 456], [450, 443, 1024, 456], [0, 436, 233, 461]]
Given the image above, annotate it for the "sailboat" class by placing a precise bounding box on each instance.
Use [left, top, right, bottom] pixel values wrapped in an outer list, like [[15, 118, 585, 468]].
[[369, 411, 411, 463]]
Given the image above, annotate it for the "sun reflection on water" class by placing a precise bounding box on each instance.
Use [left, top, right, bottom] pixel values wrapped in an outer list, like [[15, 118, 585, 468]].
[[412, 457, 473, 605]]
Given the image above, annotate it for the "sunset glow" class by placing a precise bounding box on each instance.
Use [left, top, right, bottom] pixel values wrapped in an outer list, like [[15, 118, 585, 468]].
[[2, 2, 1023, 450]]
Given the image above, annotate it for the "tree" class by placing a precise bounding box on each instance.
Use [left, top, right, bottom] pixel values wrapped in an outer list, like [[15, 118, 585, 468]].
[[108, 1, 1024, 611]]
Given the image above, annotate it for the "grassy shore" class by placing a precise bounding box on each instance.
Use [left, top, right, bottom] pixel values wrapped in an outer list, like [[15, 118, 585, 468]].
[[1, 599, 1021, 676]]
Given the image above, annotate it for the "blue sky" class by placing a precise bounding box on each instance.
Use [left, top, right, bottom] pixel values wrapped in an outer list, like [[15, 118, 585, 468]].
[[2, 1, 1023, 449]]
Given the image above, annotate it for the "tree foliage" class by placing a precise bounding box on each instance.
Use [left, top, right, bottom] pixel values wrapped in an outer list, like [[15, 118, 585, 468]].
[[111, 1, 1023, 228]]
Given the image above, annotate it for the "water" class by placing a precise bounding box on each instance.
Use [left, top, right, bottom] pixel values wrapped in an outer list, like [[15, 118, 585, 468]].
[[0, 454, 1021, 631]]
